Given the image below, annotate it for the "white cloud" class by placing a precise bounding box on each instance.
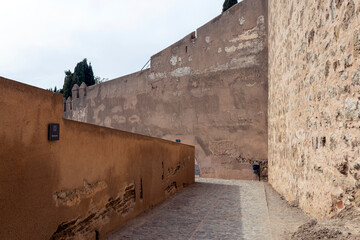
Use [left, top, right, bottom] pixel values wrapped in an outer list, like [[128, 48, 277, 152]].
[[0, 0, 223, 89]]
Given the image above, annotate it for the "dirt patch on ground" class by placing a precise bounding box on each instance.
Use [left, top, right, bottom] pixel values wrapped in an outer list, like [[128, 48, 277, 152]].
[[291, 206, 360, 240], [265, 184, 360, 240]]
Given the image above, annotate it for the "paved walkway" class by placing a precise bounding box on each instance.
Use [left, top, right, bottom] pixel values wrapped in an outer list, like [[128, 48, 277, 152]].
[[106, 178, 309, 240]]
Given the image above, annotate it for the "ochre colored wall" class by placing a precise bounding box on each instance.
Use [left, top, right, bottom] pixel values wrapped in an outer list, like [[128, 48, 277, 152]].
[[0, 77, 195, 239], [65, 0, 268, 180], [269, 0, 360, 218]]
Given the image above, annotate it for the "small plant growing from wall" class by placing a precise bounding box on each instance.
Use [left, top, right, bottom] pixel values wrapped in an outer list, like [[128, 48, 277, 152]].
[[222, 0, 238, 12]]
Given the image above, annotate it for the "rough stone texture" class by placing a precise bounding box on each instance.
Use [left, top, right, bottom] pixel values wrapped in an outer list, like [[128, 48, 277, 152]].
[[65, 0, 268, 180], [0, 77, 194, 240], [268, 0, 360, 219]]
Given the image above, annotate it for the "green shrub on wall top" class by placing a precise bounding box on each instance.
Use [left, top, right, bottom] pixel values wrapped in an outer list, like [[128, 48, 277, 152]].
[[222, 0, 238, 12]]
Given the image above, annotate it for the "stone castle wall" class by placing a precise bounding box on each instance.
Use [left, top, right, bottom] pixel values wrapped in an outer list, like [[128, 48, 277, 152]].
[[269, 0, 360, 218], [65, 0, 268, 180]]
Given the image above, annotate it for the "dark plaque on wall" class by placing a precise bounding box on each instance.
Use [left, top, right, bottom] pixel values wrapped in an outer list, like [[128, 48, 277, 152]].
[[48, 123, 60, 141]]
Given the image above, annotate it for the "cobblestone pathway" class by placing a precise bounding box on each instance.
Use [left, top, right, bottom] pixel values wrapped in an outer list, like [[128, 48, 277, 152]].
[[106, 178, 309, 240]]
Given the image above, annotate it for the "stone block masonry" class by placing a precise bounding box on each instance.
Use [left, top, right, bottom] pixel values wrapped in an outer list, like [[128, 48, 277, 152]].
[[65, 0, 269, 180], [269, 0, 360, 219], [0, 77, 194, 240]]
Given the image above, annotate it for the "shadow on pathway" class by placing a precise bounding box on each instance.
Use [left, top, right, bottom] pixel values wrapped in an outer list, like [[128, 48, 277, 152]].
[[106, 178, 309, 240]]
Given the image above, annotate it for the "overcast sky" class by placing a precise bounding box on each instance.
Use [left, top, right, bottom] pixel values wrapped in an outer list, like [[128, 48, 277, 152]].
[[0, 0, 225, 89]]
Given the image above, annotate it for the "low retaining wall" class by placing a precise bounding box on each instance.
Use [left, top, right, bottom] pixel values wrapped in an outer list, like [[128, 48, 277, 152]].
[[0, 77, 195, 239]]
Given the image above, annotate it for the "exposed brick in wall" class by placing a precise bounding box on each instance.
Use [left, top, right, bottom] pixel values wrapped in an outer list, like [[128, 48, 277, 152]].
[[65, 0, 269, 180], [269, 0, 360, 219], [51, 184, 136, 240]]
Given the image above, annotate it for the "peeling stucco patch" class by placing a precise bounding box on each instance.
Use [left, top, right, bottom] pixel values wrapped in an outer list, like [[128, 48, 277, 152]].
[[149, 72, 167, 80], [104, 117, 112, 127], [246, 82, 257, 87], [53, 180, 108, 207], [113, 115, 126, 124], [230, 55, 259, 68], [226, 40, 264, 54], [170, 56, 178, 66], [129, 115, 140, 124], [239, 17, 245, 25], [230, 16, 265, 43], [229, 32, 259, 43], [171, 67, 191, 77], [72, 107, 88, 122], [111, 106, 123, 114], [225, 46, 238, 53], [172, 90, 183, 97], [208, 63, 230, 72]]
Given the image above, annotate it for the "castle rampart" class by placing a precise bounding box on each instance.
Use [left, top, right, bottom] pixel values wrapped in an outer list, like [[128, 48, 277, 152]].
[[65, 0, 269, 180]]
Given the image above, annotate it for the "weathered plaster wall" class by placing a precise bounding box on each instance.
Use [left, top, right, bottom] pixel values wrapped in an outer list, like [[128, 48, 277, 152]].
[[0, 77, 194, 240], [65, 0, 268, 180], [269, 0, 360, 218]]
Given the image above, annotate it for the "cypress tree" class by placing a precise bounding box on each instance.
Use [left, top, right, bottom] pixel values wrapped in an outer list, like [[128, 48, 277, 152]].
[[63, 70, 73, 99], [223, 0, 238, 12], [62, 59, 95, 99]]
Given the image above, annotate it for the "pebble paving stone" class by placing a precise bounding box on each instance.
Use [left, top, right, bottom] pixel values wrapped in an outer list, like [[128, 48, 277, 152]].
[[105, 178, 307, 240]]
